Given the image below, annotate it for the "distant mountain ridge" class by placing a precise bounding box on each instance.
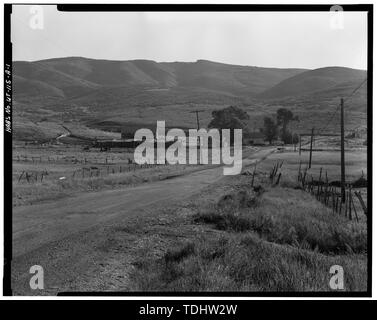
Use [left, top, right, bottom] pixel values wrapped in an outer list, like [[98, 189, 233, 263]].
[[13, 57, 307, 99], [12, 57, 367, 143]]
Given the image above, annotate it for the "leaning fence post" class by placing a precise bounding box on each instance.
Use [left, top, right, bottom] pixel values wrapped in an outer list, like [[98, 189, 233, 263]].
[[18, 171, 25, 182], [269, 164, 275, 183], [302, 168, 307, 189], [350, 193, 359, 223], [251, 165, 256, 187], [335, 194, 338, 213], [348, 186, 353, 220], [298, 161, 302, 182], [275, 173, 282, 185], [344, 187, 348, 217], [332, 188, 335, 213], [354, 191, 367, 216]]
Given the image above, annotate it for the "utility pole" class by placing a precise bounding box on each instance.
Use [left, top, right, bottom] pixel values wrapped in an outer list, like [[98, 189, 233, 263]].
[[293, 133, 296, 152], [340, 98, 346, 203], [189, 109, 204, 130], [308, 127, 314, 169], [194, 110, 200, 130], [189, 109, 205, 164], [299, 134, 301, 155], [291, 130, 293, 148]]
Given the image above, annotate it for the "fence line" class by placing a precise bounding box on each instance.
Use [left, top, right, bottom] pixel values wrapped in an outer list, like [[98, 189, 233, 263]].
[[297, 165, 366, 222], [16, 161, 173, 184]]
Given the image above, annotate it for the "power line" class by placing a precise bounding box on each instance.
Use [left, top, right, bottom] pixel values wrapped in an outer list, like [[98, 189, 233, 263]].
[[316, 78, 367, 136], [343, 78, 368, 103], [316, 104, 341, 136]]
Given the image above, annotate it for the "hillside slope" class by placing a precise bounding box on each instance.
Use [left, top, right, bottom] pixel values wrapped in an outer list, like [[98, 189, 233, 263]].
[[258, 67, 367, 99], [13, 57, 306, 99], [12, 58, 368, 142]]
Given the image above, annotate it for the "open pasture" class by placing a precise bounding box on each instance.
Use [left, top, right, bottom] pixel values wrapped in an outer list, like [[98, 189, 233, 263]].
[[258, 148, 367, 182], [255, 148, 368, 222], [12, 142, 253, 207]]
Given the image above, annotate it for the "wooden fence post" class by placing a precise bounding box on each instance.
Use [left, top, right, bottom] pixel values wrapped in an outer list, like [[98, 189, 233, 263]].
[[251, 165, 256, 187], [18, 171, 25, 182], [354, 191, 367, 216], [298, 161, 302, 182], [308, 127, 314, 169], [299, 135, 302, 155], [350, 193, 359, 222], [348, 186, 353, 220], [275, 173, 282, 185]]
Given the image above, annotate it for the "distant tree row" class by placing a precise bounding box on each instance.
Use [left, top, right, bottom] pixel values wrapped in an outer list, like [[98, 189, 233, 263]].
[[207, 105, 299, 145], [208, 106, 250, 142], [262, 108, 299, 145]]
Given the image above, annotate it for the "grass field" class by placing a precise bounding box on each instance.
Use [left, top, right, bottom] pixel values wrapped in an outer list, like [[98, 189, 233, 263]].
[[12, 137, 368, 292], [11, 56, 368, 294], [12, 146, 197, 206], [258, 148, 367, 183], [127, 148, 368, 292], [12, 142, 256, 206]]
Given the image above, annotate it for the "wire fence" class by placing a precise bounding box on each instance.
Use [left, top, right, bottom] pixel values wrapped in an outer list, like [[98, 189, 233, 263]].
[[297, 164, 367, 222]]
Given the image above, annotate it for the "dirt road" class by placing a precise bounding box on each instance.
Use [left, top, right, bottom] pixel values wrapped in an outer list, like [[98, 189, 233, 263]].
[[12, 147, 274, 294]]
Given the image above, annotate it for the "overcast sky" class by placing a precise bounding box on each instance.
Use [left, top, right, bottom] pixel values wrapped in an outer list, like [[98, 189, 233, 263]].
[[11, 5, 368, 69]]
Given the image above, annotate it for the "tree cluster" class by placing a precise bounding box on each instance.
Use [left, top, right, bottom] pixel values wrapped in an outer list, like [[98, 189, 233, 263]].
[[262, 108, 299, 144]]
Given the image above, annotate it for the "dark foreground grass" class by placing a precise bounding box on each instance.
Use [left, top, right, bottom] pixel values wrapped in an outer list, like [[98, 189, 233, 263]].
[[129, 184, 367, 292], [130, 235, 367, 291], [194, 212, 252, 232], [195, 187, 367, 255]]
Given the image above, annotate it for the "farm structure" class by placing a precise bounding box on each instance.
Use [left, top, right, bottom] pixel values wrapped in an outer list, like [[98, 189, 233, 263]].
[[92, 138, 177, 151], [93, 139, 142, 151], [246, 132, 265, 145]]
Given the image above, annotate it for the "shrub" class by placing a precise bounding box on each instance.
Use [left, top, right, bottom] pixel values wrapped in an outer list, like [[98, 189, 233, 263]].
[[194, 211, 252, 232], [165, 243, 195, 264]]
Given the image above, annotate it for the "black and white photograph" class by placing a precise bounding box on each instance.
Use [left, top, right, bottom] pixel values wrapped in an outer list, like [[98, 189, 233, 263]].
[[3, 3, 372, 297]]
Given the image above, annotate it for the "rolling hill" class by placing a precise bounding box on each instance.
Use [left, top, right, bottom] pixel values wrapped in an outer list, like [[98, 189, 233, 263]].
[[12, 57, 368, 142], [257, 67, 367, 99], [13, 57, 306, 99]]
